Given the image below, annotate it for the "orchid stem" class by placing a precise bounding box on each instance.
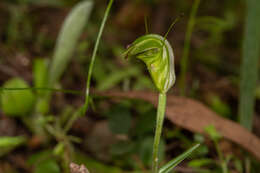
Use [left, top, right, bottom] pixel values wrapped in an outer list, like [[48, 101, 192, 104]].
[[152, 93, 167, 173]]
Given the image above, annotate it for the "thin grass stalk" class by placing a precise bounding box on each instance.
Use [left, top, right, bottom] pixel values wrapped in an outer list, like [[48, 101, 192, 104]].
[[179, 0, 200, 96], [82, 0, 114, 114]]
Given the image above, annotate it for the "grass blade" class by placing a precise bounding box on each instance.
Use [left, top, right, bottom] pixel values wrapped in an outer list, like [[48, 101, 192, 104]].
[[0, 136, 27, 157], [82, 0, 114, 114], [159, 144, 200, 173], [238, 0, 260, 130], [48, 0, 93, 87], [179, 0, 200, 96]]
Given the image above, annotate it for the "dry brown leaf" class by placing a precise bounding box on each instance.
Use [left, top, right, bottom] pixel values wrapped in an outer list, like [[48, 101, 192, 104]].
[[96, 90, 260, 161]]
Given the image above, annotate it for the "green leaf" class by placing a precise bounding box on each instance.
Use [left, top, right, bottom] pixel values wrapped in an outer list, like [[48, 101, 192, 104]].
[[34, 159, 60, 173], [27, 150, 53, 166], [204, 125, 222, 142], [27, 150, 60, 173], [33, 58, 48, 95], [35, 98, 49, 115], [48, 0, 93, 87], [159, 144, 200, 173], [1, 78, 35, 116], [238, 0, 260, 130], [208, 94, 232, 118], [0, 136, 27, 157], [53, 142, 65, 156], [188, 158, 215, 168]]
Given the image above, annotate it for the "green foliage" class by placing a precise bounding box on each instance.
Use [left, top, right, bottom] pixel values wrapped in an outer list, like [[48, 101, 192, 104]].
[[33, 58, 50, 114], [33, 58, 48, 95], [196, 12, 236, 44], [179, 0, 200, 95], [191, 13, 237, 76], [208, 94, 232, 118], [135, 109, 156, 137], [133, 75, 155, 90], [97, 66, 141, 91], [188, 158, 215, 168], [239, 0, 260, 130], [159, 144, 200, 173], [48, 0, 93, 87], [83, 0, 114, 113], [35, 98, 49, 115], [192, 134, 209, 158], [0, 78, 35, 116], [125, 34, 175, 93], [53, 142, 65, 157], [92, 51, 153, 91], [251, 159, 260, 173], [27, 150, 53, 166], [74, 152, 122, 173], [233, 158, 243, 173], [110, 141, 135, 156], [0, 1, 233, 172], [204, 125, 222, 142], [139, 137, 165, 167], [107, 105, 132, 134], [0, 136, 27, 157], [27, 150, 60, 173], [6, 6, 23, 45], [204, 125, 230, 173], [124, 22, 200, 172], [34, 159, 60, 173]]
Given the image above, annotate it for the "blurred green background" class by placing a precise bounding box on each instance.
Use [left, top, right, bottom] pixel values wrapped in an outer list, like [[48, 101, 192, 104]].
[[0, 0, 260, 173]]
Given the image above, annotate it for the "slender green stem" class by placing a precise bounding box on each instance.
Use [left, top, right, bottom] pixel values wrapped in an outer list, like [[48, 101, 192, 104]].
[[245, 156, 251, 173], [214, 141, 223, 164], [82, 0, 114, 114], [64, 109, 81, 133], [221, 163, 228, 173], [152, 93, 167, 173], [214, 141, 228, 173], [179, 0, 200, 96]]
